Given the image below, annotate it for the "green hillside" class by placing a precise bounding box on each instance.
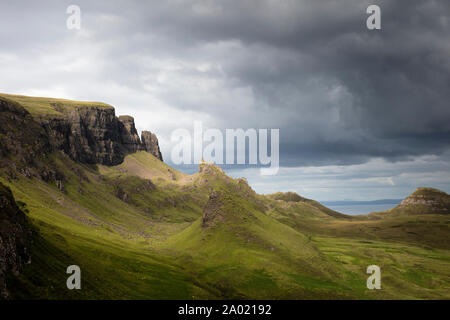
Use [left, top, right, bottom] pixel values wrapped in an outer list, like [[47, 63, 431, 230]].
[[0, 93, 112, 117], [0, 151, 448, 299], [0, 94, 449, 299]]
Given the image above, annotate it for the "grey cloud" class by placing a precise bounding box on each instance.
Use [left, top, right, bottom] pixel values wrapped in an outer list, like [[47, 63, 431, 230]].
[[1, 0, 450, 171]]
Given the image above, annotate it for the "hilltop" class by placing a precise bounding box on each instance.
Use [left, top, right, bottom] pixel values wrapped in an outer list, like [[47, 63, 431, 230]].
[[393, 187, 450, 215], [0, 93, 449, 300], [0, 93, 112, 117]]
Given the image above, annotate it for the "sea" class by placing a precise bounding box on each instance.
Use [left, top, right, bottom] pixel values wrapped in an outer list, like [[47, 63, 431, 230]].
[[324, 202, 399, 215]]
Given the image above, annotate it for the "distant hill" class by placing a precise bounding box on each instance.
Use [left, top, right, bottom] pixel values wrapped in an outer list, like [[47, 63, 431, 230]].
[[268, 191, 350, 219], [382, 187, 450, 216]]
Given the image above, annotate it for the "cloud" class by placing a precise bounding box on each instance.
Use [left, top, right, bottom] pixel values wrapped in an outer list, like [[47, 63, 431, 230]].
[[0, 0, 449, 199], [229, 153, 450, 201]]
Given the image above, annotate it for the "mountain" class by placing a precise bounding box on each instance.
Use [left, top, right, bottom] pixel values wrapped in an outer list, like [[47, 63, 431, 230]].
[[392, 187, 450, 215], [0, 93, 449, 300], [268, 191, 350, 219]]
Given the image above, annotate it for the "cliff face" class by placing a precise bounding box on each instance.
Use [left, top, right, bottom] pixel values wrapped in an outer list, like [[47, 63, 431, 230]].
[[141, 130, 163, 161], [38, 110, 163, 164], [117, 117, 163, 161], [0, 97, 59, 180], [38, 106, 124, 165], [0, 95, 163, 297], [0, 98, 52, 162], [118, 115, 142, 154], [0, 182, 33, 299], [0, 94, 163, 166]]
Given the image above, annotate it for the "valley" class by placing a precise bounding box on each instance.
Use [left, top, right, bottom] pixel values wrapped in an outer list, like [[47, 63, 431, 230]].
[[0, 93, 449, 300]]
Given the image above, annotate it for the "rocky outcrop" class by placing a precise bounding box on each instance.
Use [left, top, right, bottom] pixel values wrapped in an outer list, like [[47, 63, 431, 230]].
[[37, 109, 163, 165], [0, 95, 163, 166], [0, 98, 52, 164], [202, 191, 226, 228], [37, 106, 125, 165], [396, 187, 450, 214], [118, 115, 142, 154], [0, 97, 60, 180], [117, 117, 163, 161], [198, 160, 225, 175], [141, 131, 163, 161], [0, 182, 33, 300]]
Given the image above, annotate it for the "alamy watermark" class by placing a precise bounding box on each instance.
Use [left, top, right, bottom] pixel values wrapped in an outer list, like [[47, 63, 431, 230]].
[[366, 5, 381, 30], [65, 4, 380, 31], [170, 121, 279, 175], [66, 5, 81, 30], [366, 265, 381, 289], [66, 265, 81, 290]]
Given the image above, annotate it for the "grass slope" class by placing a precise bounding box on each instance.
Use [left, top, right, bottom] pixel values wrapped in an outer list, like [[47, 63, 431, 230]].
[[1, 150, 449, 299], [0, 93, 448, 299], [0, 93, 112, 117]]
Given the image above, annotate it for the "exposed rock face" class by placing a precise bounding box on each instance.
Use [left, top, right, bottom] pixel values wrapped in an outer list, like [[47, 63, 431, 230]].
[[115, 186, 129, 203], [202, 191, 225, 228], [118, 115, 142, 154], [201, 187, 260, 230], [0, 182, 33, 300], [396, 187, 450, 214], [116, 117, 163, 161], [37, 108, 163, 165], [0, 96, 163, 166], [198, 161, 225, 175], [0, 97, 59, 180], [0, 98, 51, 164], [37, 106, 125, 165], [141, 131, 163, 161]]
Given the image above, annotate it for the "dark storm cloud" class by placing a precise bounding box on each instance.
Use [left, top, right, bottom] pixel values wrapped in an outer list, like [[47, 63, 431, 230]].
[[114, 0, 450, 166], [1, 0, 450, 168]]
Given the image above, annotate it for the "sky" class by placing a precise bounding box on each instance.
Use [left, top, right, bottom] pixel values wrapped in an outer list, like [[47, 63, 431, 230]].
[[1, 0, 450, 201]]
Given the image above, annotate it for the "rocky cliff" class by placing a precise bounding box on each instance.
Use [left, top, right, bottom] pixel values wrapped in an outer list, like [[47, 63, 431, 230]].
[[0, 97, 59, 180], [0, 182, 33, 299], [0, 94, 164, 297], [118, 115, 142, 154], [141, 130, 163, 161], [0, 94, 163, 166], [37, 108, 163, 165], [37, 105, 125, 165], [118, 116, 163, 161]]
